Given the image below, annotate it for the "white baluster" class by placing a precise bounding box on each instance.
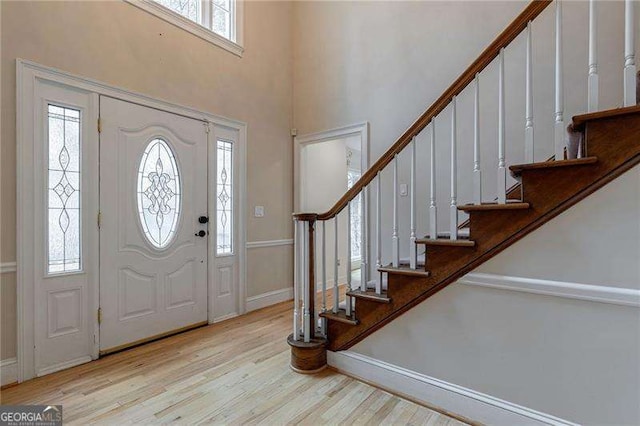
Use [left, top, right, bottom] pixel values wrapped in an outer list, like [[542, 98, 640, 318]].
[[525, 21, 535, 163], [375, 172, 382, 294], [303, 221, 310, 343], [333, 215, 339, 313], [450, 97, 458, 239], [392, 154, 400, 267], [410, 137, 417, 269], [624, 0, 637, 106], [293, 219, 300, 340], [346, 202, 353, 316], [321, 220, 326, 335], [554, 0, 565, 160], [588, 0, 599, 112], [498, 48, 507, 203], [429, 121, 437, 238], [473, 74, 482, 204], [361, 188, 368, 292]]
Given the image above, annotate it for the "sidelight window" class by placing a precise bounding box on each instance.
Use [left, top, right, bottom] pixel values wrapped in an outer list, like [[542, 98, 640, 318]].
[[216, 140, 233, 255], [47, 105, 82, 273]]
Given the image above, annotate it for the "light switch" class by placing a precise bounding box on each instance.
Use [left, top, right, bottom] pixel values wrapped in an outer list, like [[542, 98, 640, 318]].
[[400, 184, 409, 197], [254, 206, 265, 217]]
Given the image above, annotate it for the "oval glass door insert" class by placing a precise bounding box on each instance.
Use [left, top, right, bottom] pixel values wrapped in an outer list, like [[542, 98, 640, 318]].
[[137, 138, 181, 249]]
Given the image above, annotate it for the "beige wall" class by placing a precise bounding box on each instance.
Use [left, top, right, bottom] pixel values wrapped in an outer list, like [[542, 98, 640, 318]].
[[1, 0, 294, 360]]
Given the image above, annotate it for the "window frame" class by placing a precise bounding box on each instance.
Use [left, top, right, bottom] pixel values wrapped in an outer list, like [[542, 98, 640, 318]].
[[125, 0, 244, 57]]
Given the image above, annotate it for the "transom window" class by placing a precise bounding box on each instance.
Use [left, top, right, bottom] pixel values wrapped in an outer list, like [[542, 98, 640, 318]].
[[153, 0, 235, 41]]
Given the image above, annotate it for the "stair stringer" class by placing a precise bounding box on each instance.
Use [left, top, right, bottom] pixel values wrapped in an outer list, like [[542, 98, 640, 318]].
[[327, 106, 640, 352]]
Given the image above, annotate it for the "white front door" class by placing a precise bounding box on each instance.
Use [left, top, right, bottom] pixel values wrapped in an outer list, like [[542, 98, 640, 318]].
[[99, 96, 208, 353]]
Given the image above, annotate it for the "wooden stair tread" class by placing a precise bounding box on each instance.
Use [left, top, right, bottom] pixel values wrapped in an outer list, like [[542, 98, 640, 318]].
[[346, 290, 392, 303], [320, 309, 358, 325], [572, 105, 640, 130], [415, 238, 475, 247], [509, 157, 598, 177], [378, 265, 431, 277], [458, 202, 530, 212]]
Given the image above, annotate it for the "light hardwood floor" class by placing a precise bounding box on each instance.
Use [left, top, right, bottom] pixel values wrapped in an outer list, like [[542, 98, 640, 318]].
[[0, 301, 467, 425]]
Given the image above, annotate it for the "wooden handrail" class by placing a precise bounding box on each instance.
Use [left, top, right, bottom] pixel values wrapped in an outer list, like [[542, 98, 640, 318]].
[[294, 0, 553, 222]]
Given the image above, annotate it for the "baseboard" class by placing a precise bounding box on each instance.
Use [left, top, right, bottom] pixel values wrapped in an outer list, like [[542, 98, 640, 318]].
[[1, 358, 17, 386], [246, 287, 293, 312], [36, 355, 92, 377], [459, 272, 640, 307], [328, 351, 577, 426]]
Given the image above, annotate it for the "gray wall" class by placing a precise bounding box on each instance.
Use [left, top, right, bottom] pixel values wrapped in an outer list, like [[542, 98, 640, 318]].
[[353, 165, 640, 425]]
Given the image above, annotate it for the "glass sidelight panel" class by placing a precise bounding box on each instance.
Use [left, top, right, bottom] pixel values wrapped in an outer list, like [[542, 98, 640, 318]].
[[216, 140, 233, 255], [47, 105, 81, 273]]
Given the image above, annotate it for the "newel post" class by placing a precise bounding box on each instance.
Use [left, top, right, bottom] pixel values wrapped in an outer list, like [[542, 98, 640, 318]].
[[288, 213, 327, 374]]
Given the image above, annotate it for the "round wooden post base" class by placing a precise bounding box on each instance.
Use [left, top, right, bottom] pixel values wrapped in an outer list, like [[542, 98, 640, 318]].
[[287, 334, 327, 374]]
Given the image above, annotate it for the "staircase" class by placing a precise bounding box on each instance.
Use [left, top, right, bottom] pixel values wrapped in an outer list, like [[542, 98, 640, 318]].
[[287, 0, 639, 371]]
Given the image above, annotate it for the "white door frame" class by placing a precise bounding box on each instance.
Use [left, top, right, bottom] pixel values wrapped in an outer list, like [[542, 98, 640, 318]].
[[16, 59, 247, 382], [293, 122, 369, 213]]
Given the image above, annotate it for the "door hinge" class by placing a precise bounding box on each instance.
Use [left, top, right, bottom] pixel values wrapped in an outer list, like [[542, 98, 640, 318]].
[[97, 308, 102, 324], [97, 210, 102, 229], [97, 118, 102, 133], [204, 122, 210, 134]]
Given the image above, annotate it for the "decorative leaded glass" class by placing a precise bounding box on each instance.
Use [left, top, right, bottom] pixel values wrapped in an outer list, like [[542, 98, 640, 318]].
[[216, 140, 233, 255], [48, 105, 81, 273], [154, 0, 200, 23], [137, 139, 182, 249], [347, 169, 362, 261]]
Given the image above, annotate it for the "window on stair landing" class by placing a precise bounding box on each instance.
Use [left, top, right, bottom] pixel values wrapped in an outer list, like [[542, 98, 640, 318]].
[[153, 0, 235, 41], [347, 169, 362, 262]]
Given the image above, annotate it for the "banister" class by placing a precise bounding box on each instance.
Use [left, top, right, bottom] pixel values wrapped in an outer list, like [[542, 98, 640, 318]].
[[295, 0, 553, 222]]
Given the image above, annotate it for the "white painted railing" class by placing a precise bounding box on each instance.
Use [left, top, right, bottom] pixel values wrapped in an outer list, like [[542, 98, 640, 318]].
[[290, 0, 637, 337]]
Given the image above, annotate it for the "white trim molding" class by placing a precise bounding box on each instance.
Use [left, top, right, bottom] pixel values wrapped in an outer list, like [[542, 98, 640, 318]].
[[1, 358, 18, 387], [246, 239, 293, 249], [328, 351, 578, 426], [246, 288, 293, 312], [459, 273, 640, 308], [294, 122, 369, 212], [124, 0, 244, 57], [0, 262, 17, 274]]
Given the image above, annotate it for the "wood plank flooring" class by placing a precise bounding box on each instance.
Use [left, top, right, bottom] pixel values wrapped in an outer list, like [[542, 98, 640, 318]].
[[0, 301, 467, 425]]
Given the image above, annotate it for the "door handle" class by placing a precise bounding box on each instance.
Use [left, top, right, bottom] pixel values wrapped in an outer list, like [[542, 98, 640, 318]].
[[195, 230, 207, 237]]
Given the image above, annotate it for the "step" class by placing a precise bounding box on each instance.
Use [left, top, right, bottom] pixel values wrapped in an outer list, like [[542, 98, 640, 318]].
[[423, 228, 470, 239], [572, 105, 640, 131], [346, 289, 391, 303], [416, 237, 475, 247], [320, 309, 358, 325], [378, 265, 431, 278], [509, 157, 598, 178], [458, 202, 530, 212]]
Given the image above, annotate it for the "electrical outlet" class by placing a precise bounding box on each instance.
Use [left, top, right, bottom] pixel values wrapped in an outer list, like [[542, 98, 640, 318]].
[[254, 206, 265, 217], [337, 259, 341, 266]]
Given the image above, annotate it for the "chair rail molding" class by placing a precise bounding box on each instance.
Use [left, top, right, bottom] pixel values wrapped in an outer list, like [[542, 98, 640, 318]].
[[0, 262, 17, 274], [246, 239, 293, 249], [458, 272, 640, 308]]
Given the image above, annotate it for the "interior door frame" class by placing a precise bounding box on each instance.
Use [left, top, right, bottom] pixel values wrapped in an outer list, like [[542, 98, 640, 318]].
[[17, 59, 247, 382]]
